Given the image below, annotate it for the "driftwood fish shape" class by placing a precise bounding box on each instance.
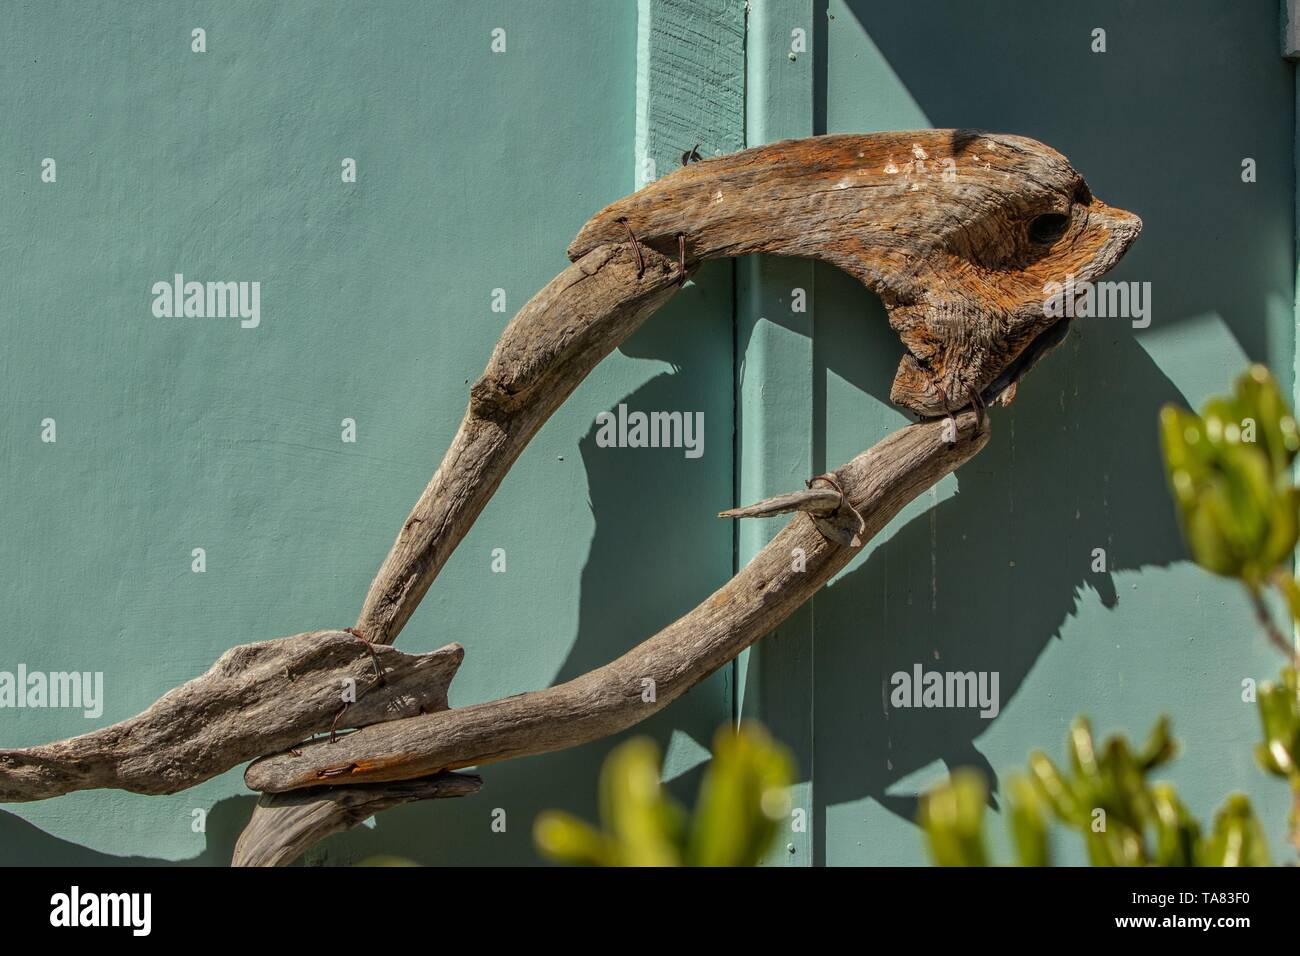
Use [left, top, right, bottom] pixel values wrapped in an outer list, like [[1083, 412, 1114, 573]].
[[572, 129, 1141, 418], [0, 132, 1141, 868], [354, 130, 1141, 646]]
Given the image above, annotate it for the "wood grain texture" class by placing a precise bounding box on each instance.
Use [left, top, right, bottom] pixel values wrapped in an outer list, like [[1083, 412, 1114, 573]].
[[571, 131, 1142, 418], [356, 133, 1140, 652], [231, 771, 481, 867], [635, 0, 745, 187], [0, 631, 462, 801], [245, 411, 989, 793]]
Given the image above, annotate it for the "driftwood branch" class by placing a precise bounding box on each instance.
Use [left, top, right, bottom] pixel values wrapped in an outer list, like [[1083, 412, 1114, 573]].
[[244, 412, 988, 793], [570, 131, 1140, 419], [231, 772, 481, 868], [718, 488, 843, 519], [230, 243, 685, 863], [0, 132, 1140, 867], [0, 632, 462, 801], [354, 131, 1139, 651], [354, 243, 684, 648]]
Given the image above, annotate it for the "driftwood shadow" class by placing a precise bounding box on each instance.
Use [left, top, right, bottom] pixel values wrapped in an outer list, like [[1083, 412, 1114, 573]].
[[809, 259, 1186, 856], [0, 794, 256, 866], [801, 0, 1290, 862]]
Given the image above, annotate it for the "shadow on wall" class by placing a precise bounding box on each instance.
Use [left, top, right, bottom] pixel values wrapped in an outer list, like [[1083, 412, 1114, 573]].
[[0, 795, 256, 867], [810, 266, 1184, 845], [805, 0, 1291, 857]]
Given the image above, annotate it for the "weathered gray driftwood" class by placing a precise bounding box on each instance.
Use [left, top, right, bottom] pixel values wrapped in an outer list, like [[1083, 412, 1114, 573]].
[[354, 243, 684, 648], [234, 133, 1136, 861], [0, 131, 1141, 867], [0, 631, 462, 801], [233, 245, 684, 863], [355, 131, 1140, 652], [231, 772, 482, 867], [717, 487, 843, 519], [246, 411, 989, 792]]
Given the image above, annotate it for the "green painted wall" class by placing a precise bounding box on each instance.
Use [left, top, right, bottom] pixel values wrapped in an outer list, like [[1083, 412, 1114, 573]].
[[809, 0, 1297, 864], [735, 0, 818, 867], [4, 0, 1296, 868], [1, 1, 734, 864]]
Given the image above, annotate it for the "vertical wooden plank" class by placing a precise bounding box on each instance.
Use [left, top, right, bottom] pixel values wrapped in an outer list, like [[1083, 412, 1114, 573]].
[[635, 0, 746, 785], [635, 0, 745, 188], [1283, 0, 1300, 59], [736, 0, 817, 866]]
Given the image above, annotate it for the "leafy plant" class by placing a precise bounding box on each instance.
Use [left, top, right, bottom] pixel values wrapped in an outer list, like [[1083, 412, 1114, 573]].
[[533, 722, 795, 866], [1159, 364, 1300, 848], [920, 366, 1300, 867], [1255, 666, 1300, 850], [920, 718, 1270, 866], [1159, 364, 1300, 657]]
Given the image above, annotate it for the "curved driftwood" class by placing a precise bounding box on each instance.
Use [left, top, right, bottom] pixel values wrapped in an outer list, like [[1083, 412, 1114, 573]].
[[0, 131, 1141, 867], [356, 131, 1140, 650], [355, 242, 684, 648], [0, 631, 463, 802], [571, 131, 1141, 418], [247, 411, 988, 792], [231, 772, 482, 868]]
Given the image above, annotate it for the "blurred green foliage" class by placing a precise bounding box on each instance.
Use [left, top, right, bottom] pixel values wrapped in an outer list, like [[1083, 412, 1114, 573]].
[[1255, 666, 1300, 847], [1159, 364, 1300, 585], [920, 718, 1270, 866], [355, 855, 420, 867], [921, 367, 1300, 866], [1159, 364, 1300, 849], [533, 722, 795, 866]]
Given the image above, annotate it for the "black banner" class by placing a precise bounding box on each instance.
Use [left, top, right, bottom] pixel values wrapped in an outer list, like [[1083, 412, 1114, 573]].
[[0, 865, 1282, 941]]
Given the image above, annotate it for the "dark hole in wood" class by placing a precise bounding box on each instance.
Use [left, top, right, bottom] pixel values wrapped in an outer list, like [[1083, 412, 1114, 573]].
[[1028, 212, 1069, 245]]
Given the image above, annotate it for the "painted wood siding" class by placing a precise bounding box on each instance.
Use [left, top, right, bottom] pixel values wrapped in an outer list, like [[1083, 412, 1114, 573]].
[[809, 0, 1296, 865], [3, 0, 1295, 868], [1, 0, 735, 865]]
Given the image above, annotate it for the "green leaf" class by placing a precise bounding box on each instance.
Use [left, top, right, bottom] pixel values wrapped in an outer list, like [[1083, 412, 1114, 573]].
[[1272, 575, 1300, 625], [1137, 715, 1177, 771], [1255, 667, 1300, 779], [533, 810, 614, 867], [1198, 794, 1271, 867], [598, 737, 684, 866], [1007, 774, 1050, 867], [1236, 364, 1300, 475], [687, 722, 794, 867], [1067, 717, 1100, 781], [920, 769, 990, 867], [1028, 750, 1084, 825], [1150, 784, 1200, 867], [536, 722, 794, 868]]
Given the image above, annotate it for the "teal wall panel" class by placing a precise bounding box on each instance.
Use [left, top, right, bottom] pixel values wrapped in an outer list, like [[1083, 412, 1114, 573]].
[[1, 0, 734, 864], [4, 0, 1296, 869], [736, 0, 818, 866], [810, 0, 1296, 864]]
